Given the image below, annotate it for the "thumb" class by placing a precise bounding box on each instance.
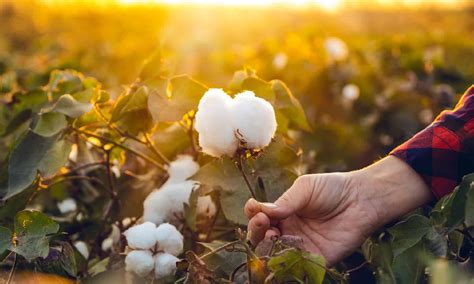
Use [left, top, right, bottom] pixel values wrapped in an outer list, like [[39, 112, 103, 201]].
[[258, 175, 312, 220]]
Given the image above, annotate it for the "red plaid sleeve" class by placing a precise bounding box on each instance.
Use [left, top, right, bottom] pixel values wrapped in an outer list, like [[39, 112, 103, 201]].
[[390, 85, 474, 199]]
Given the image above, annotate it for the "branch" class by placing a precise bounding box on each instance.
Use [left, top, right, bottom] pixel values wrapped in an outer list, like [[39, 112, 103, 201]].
[[235, 155, 257, 200], [71, 127, 166, 171]]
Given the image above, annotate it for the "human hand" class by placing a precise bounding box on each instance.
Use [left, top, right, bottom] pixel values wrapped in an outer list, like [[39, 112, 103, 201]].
[[245, 156, 432, 266]]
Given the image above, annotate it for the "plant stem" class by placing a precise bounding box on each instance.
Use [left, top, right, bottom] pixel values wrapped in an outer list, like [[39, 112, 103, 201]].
[[187, 115, 198, 159], [199, 240, 241, 260], [205, 203, 221, 242], [71, 127, 166, 171], [7, 253, 17, 284], [236, 155, 257, 200]]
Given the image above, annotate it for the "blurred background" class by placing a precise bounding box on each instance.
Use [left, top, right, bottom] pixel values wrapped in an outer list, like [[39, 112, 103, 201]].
[[1, 0, 473, 172]]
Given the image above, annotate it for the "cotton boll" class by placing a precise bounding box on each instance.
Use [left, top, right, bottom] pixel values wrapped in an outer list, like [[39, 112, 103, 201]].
[[195, 88, 238, 157], [123, 222, 157, 250], [74, 241, 89, 259], [231, 91, 277, 149], [154, 253, 179, 279], [155, 223, 184, 256], [125, 250, 154, 277], [273, 52, 288, 70], [68, 144, 78, 162], [58, 198, 77, 214], [324, 37, 348, 61], [167, 155, 199, 183], [197, 195, 217, 218], [143, 181, 197, 225], [101, 237, 114, 251], [342, 84, 360, 101]]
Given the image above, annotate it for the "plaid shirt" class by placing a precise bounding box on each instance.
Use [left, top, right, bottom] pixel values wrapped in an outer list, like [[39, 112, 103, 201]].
[[390, 85, 474, 199]]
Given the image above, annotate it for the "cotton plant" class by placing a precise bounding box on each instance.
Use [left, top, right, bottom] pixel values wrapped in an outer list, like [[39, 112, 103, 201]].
[[123, 222, 183, 279]]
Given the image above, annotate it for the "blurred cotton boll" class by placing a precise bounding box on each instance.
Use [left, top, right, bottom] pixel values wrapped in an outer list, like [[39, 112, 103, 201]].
[[195, 88, 238, 157], [57, 198, 77, 214], [231, 91, 277, 149], [155, 223, 184, 256], [154, 253, 179, 279], [342, 84, 360, 101], [197, 195, 217, 218], [74, 241, 89, 259], [125, 250, 154, 277], [123, 222, 157, 250], [324, 37, 348, 61], [166, 155, 199, 183], [272, 52, 288, 70], [68, 144, 78, 162], [143, 180, 197, 225]]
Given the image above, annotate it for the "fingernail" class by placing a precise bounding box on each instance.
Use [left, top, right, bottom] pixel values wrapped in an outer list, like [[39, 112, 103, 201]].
[[260, 202, 278, 209]]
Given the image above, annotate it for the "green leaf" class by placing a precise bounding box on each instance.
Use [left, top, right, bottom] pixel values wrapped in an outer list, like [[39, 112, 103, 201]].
[[1, 109, 31, 137], [193, 158, 250, 225], [148, 75, 207, 122], [362, 238, 395, 283], [35, 242, 78, 278], [4, 131, 58, 200], [33, 112, 67, 137], [12, 89, 49, 113], [465, 180, 474, 227], [388, 214, 430, 258], [241, 77, 275, 103], [12, 210, 60, 261], [392, 242, 426, 284], [38, 139, 72, 178], [47, 69, 84, 96], [198, 241, 247, 277], [267, 248, 326, 284], [0, 226, 12, 255], [184, 188, 200, 231], [110, 86, 153, 135], [42, 94, 92, 118], [271, 80, 311, 132]]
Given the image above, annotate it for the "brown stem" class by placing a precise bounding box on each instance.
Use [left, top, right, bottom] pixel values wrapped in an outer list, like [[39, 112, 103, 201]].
[[236, 155, 257, 200], [187, 116, 198, 160], [205, 203, 221, 242], [71, 127, 166, 171], [6, 253, 17, 284], [199, 240, 241, 260]]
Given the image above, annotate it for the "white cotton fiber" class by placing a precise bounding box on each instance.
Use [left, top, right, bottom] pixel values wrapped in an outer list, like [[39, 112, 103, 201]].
[[197, 195, 217, 218], [58, 198, 77, 214], [230, 91, 277, 149], [125, 250, 154, 277], [74, 241, 89, 259], [154, 253, 179, 279], [166, 155, 199, 183], [342, 84, 360, 101], [324, 37, 348, 61], [195, 88, 238, 157], [155, 223, 184, 256], [143, 180, 197, 225], [123, 222, 157, 250]]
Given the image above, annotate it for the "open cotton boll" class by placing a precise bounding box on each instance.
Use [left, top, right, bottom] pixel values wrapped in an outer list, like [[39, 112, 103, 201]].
[[197, 195, 217, 218], [123, 222, 157, 250], [74, 241, 89, 259], [125, 250, 154, 277], [342, 84, 360, 101], [195, 88, 238, 157], [155, 223, 184, 256], [143, 181, 197, 225], [231, 91, 277, 149], [166, 155, 199, 183], [58, 198, 77, 214], [154, 253, 179, 279], [324, 37, 348, 61]]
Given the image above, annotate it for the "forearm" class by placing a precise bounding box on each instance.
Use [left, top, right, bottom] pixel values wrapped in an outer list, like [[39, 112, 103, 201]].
[[352, 156, 433, 227]]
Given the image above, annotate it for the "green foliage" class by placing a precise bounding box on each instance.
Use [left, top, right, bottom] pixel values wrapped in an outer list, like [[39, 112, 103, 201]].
[[267, 248, 326, 283]]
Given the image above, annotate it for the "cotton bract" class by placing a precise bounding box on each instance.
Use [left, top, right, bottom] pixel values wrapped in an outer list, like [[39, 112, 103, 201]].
[[154, 253, 179, 279], [143, 180, 197, 225], [195, 88, 238, 157], [166, 155, 199, 183], [125, 250, 154, 277], [155, 223, 184, 256], [123, 222, 157, 250], [231, 91, 277, 149]]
